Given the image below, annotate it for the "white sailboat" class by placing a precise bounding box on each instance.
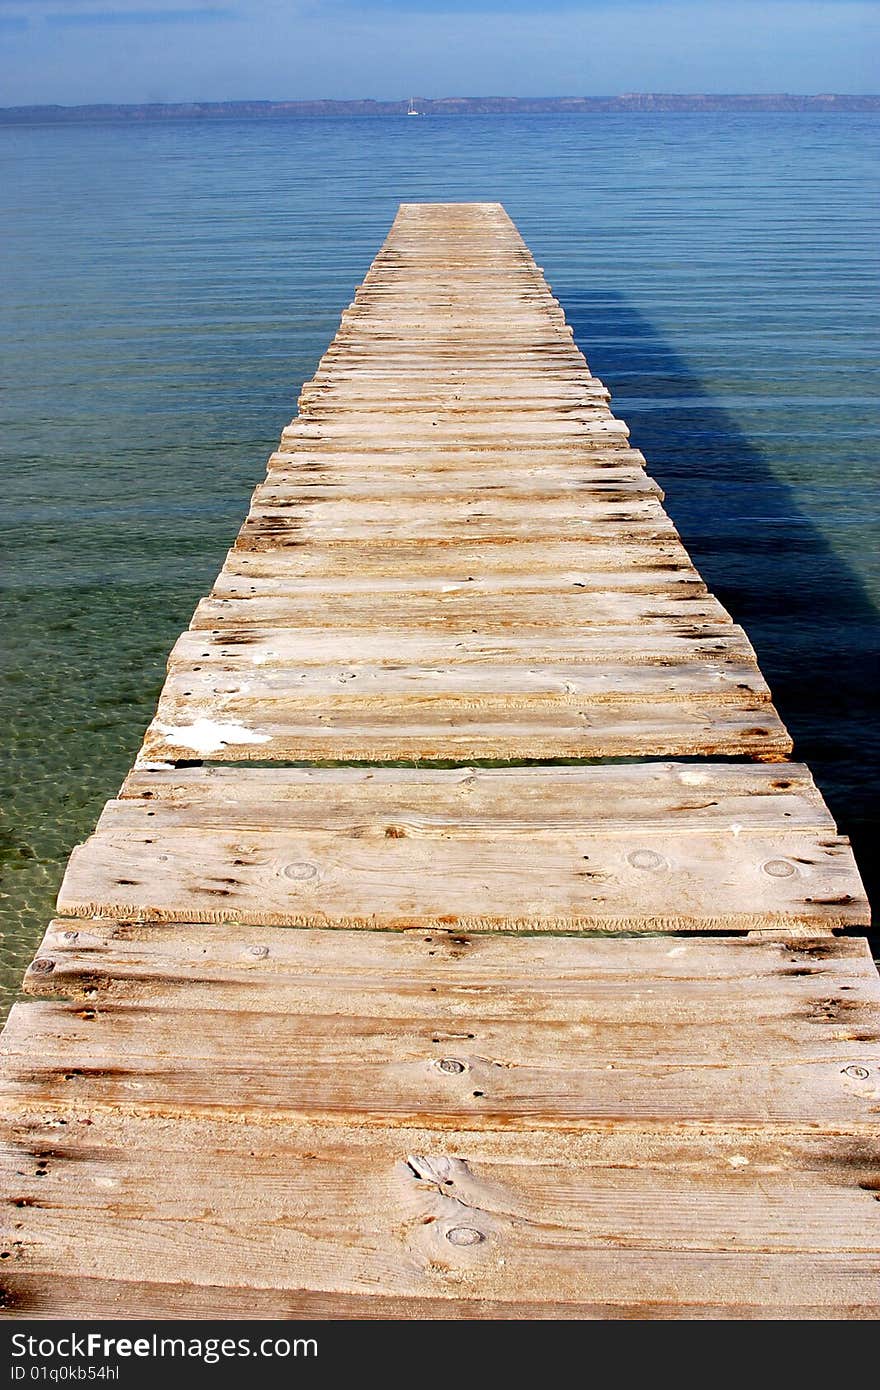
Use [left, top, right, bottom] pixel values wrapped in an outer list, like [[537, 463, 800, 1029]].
[[407, 97, 420, 116]]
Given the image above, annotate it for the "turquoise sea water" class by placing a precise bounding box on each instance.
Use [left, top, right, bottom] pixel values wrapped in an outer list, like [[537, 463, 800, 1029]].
[[1, 113, 878, 1008]]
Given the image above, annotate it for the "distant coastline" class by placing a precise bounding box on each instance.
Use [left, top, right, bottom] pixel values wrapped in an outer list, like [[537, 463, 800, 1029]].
[[2, 93, 878, 124]]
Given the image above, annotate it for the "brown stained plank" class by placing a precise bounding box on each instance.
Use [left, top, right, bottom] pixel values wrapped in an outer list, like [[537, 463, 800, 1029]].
[[160, 659, 772, 704], [141, 700, 791, 762], [21, 919, 875, 1014], [253, 468, 663, 501], [297, 387, 613, 406], [116, 762, 835, 829], [56, 789, 867, 928], [235, 500, 670, 546], [2, 987, 879, 1126], [191, 592, 730, 630], [279, 425, 631, 453], [169, 625, 755, 665], [1, 1112, 879, 1319], [210, 569, 707, 599], [265, 447, 643, 469], [222, 539, 697, 578], [5, 1278, 875, 1322]]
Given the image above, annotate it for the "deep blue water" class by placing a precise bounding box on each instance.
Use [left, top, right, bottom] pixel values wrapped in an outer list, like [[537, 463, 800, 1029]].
[[1, 112, 878, 1003]]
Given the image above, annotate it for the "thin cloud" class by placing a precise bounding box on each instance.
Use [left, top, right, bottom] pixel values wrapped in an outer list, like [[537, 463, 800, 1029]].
[[45, 7, 236, 24], [321, 0, 873, 9]]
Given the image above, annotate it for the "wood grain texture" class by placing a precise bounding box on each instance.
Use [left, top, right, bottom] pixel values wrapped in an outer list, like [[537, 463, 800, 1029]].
[[2, 1111, 879, 1319], [55, 765, 867, 931], [220, 538, 699, 579], [3, 1274, 878, 1322], [256, 457, 663, 496], [192, 591, 732, 630], [117, 761, 835, 828], [5, 929, 880, 1127], [21, 917, 878, 1016], [141, 704, 792, 762], [3, 923, 878, 1315], [53, 827, 866, 931]]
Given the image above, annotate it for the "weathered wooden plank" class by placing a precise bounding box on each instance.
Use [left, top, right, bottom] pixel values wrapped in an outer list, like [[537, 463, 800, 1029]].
[[2, 1111, 878, 1319], [142, 701, 791, 762], [297, 408, 617, 429], [238, 495, 670, 540], [54, 825, 864, 930], [298, 384, 612, 403], [253, 468, 663, 501], [2, 984, 878, 1124], [116, 762, 837, 829], [334, 305, 572, 318], [236, 508, 673, 548], [192, 592, 731, 631], [265, 447, 648, 473], [167, 624, 758, 667], [309, 360, 607, 378], [222, 538, 696, 579], [280, 423, 630, 450], [306, 368, 598, 384], [21, 917, 870, 1012], [0, 1112, 873, 1317], [3, 1277, 875, 1321], [56, 778, 867, 928], [227, 546, 700, 585], [157, 662, 773, 712], [259, 455, 647, 481], [210, 569, 706, 600]]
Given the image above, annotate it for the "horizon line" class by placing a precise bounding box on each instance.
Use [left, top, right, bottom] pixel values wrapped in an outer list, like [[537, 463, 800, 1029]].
[[2, 92, 879, 118]]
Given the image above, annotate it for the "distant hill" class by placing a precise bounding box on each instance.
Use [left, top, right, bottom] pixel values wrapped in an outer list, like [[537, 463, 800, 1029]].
[[2, 94, 878, 123]]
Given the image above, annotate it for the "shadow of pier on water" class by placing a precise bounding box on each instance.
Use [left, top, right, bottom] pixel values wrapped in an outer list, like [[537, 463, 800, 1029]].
[[563, 290, 880, 941]]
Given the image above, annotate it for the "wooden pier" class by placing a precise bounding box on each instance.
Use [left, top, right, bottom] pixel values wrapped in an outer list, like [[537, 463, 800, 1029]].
[[2, 203, 878, 1320]]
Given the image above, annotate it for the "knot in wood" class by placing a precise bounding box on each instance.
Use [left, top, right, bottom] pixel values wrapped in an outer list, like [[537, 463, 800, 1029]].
[[763, 859, 796, 878], [436, 1058, 466, 1075], [446, 1226, 484, 1247], [283, 862, 318, 881], [842, 1065, 870, 1080], [627, 849, 667, 872], [30, 958, 55, 975]]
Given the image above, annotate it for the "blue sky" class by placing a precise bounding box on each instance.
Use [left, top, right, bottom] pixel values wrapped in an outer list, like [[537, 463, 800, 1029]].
[[0, 1, 877, 106]]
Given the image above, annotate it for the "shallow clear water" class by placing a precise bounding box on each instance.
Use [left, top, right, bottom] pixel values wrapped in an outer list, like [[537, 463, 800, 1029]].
[[1, 112, 878, 1008]]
